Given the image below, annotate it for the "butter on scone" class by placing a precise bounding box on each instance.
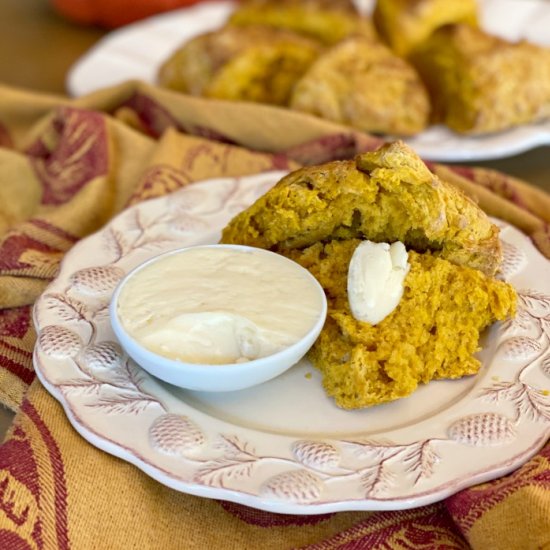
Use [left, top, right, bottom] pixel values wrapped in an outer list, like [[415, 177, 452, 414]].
[[347, 240, 410, 325]]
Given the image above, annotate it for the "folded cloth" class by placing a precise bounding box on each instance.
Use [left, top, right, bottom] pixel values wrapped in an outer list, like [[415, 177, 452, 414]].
[[0, 81, 548, 549]]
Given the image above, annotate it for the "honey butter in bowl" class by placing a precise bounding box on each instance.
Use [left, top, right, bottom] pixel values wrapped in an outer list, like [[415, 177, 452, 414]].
[[109, 244, 327, 392]]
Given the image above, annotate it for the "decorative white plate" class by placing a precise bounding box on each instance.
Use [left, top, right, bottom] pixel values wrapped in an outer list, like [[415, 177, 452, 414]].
[[66, 0, 550, 162], [33, 171, 550, 514]]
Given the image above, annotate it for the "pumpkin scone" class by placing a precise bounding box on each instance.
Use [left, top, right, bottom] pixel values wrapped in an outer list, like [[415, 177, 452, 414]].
[[228, 0, 376, 46], [286, 240, 516, 409], [221, 141, 501, 276], [410, 24, 550, 134], [157, 25, 321, 105], [221, 142, 516, 409], [290, 37, 430, 136], [372, 0, 478, 57]]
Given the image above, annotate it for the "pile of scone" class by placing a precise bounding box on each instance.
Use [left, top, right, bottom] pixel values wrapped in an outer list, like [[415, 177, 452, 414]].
[[158, 0, 550, 136]]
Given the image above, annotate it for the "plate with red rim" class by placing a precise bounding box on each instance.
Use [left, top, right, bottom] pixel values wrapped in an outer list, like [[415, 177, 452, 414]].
[[66, 0, 550, 162], [33, 170, 550, 514]]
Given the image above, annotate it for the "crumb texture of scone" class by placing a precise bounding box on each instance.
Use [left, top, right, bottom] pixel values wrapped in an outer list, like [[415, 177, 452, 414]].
[[157, 25, 321, 105], [290, 37, 430, 136], [287, 240, 516, 409], [410, 24, 550, 134], [228, 0, 377, 45], [221, 141, 501, 275], [373, 0, 478, 56]]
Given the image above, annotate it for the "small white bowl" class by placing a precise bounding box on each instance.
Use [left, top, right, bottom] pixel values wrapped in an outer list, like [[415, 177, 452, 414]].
[[109, 244, 327, 392]]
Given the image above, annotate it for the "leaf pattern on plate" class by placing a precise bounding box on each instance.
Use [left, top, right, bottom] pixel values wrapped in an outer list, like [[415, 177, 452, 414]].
[[482, 289, 550, 422], [342, 438, 441, 495], [518, 290, 550, 318], [194, 435, 259, 488], [43, 293, 92, 323], [401, 441, 441, 484], [86, 390, 164, 415], [104, 227, 132, 261]]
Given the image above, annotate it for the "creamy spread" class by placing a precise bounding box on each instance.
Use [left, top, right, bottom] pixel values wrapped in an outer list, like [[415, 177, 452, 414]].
[[116, 246, 325, 364], [347, 240, 410, 325]]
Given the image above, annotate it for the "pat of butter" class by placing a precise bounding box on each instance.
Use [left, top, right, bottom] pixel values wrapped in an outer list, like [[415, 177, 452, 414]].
[[347, 240, 410, 325]]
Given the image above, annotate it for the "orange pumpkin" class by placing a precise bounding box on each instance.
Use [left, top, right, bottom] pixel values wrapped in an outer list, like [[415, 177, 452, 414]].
[[51, 0, 221, 28]]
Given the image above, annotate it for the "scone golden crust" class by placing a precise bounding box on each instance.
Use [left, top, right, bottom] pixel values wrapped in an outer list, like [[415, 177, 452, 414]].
[[221, 141, 501, 275], [410, 24, 550, 134], [286, 240, 516, 409], [290, 37, 430, 136], [228, 0, 376, 45], [157, 25, 321, 105], [373, 0, 478, 56]]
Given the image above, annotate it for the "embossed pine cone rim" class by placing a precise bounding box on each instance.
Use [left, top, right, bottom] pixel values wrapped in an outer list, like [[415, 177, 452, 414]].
[[291, 440, 340, 471], [79, 341, 124, 370], [70, 265, 125, 295], [149, 414, 206, 457], [38, 325, 83, 359], [448, 413, 516, 446], [260, 470, 324, 504]]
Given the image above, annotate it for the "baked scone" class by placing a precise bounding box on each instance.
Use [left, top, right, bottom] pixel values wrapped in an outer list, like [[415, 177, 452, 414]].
[[372, 0, 478, 56], [221, 141, 501, 276], [228, 0, 376, 46], [286, 240, 516, 409], [157, 25, 321, 105], [290, 37, 430, 136], [409, 24, 550, 134]]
